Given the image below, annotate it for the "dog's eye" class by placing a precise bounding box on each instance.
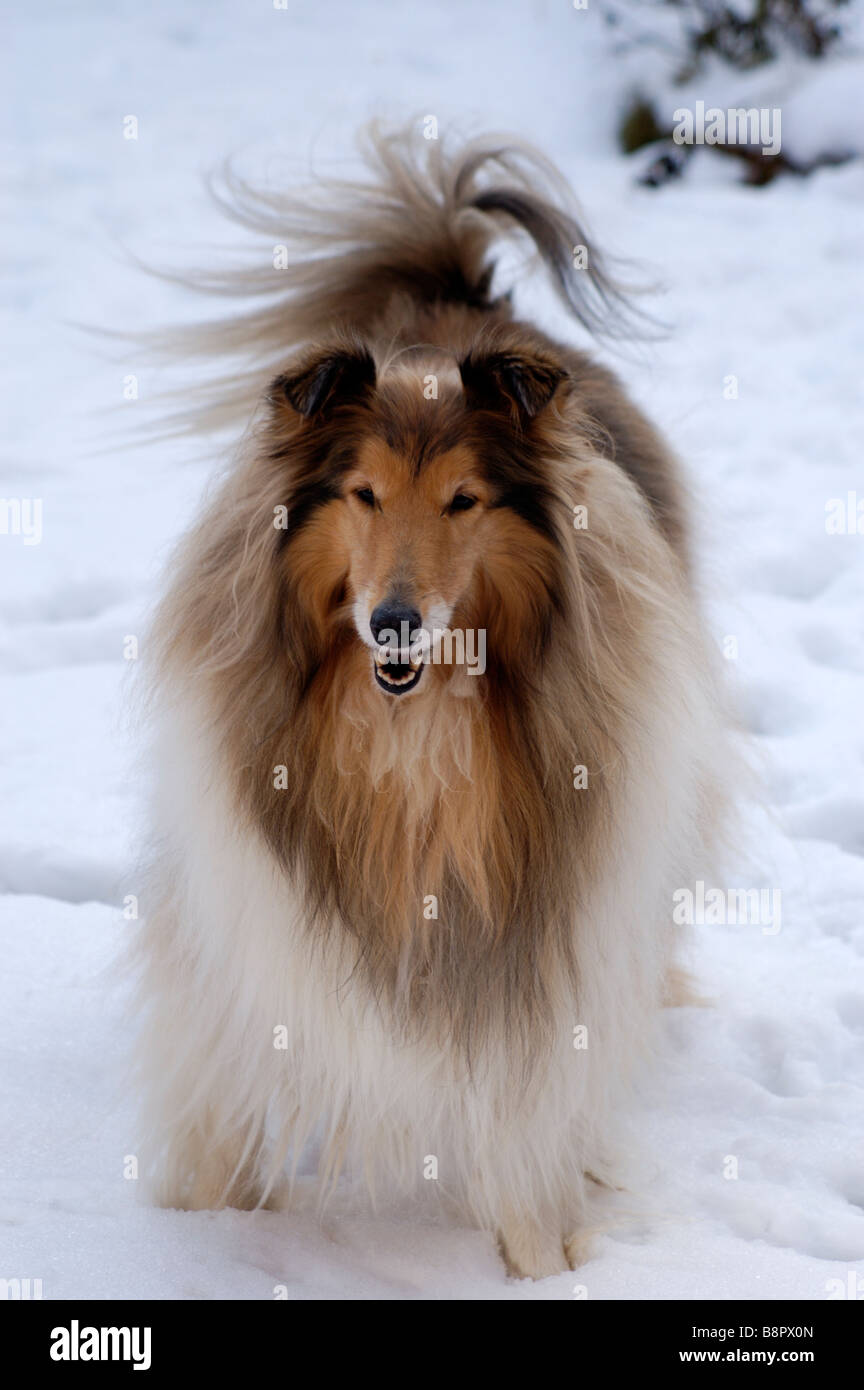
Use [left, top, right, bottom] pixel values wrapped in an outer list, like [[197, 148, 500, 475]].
[[354, 487, 376, 508], [449, 493, 477, 513]]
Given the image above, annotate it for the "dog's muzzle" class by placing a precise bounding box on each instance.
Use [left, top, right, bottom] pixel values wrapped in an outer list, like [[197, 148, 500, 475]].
[[370, 601, 425, 696]]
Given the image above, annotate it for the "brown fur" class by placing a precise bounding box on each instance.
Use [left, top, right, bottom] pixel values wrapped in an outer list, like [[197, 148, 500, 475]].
[[154, 306, 693, 1069]]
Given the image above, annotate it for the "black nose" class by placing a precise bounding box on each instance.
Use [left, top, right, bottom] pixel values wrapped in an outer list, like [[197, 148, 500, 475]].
[[370, 601, 422, 648]]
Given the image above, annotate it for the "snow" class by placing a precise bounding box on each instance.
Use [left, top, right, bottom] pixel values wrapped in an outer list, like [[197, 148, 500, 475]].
[[2, 0, 863, 1300]]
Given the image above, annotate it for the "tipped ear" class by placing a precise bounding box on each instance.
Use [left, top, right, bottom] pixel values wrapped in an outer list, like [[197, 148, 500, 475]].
[[459, 349, 567, 423], [270, 345, 376, 419]]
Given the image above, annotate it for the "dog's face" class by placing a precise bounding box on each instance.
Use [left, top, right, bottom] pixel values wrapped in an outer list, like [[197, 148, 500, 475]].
[[344, 438, 491, 695], [268, 339, 569, 701]]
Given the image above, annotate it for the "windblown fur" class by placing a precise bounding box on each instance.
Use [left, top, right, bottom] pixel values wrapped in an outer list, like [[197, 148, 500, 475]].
[[136, 127, 728, 1279]]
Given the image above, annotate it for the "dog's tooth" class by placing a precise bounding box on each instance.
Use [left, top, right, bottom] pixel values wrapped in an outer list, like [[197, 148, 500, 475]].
[[373, 652, 423, 690]]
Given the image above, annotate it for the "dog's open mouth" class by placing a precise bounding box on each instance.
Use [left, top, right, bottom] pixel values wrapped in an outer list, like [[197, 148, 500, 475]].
[[373, 649, 424, 695]]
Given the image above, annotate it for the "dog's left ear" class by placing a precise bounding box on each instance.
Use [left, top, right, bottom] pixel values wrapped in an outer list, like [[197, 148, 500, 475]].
[[270, 345, 377, 420], [459, 349, 568, 423]]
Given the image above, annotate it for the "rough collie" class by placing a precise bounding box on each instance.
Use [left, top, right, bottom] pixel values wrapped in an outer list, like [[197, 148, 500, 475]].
[[135, 128, 728, 1279]]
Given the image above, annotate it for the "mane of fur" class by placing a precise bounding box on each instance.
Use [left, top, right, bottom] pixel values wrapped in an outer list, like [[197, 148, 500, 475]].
[[151, 377, 704, 1060]]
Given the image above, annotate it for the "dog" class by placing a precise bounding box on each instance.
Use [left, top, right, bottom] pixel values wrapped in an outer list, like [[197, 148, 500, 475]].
[[134, 127, 728, 1279]]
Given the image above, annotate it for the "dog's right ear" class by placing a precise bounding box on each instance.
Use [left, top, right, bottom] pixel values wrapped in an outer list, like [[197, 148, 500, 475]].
[[269, 345, 376, 420]]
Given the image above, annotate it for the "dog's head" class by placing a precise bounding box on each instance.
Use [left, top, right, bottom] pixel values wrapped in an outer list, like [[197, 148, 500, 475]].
[[267, 330, 572, 703]]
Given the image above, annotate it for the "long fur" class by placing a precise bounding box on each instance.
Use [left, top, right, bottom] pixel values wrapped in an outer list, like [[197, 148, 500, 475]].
[[134, 127, 729, 1279]]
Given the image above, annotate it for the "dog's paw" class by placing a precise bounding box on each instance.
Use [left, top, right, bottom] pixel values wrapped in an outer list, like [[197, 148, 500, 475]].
[[563, 1228, 595, 1270], [498, 1221, 569, 1281]]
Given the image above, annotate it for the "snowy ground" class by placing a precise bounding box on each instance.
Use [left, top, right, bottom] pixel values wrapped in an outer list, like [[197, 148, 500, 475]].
[[2, 0, 863, 1300]]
